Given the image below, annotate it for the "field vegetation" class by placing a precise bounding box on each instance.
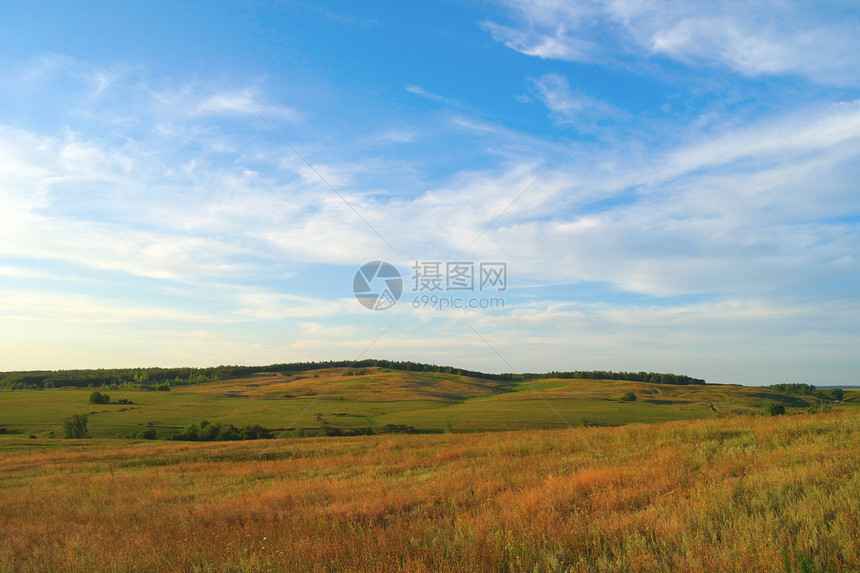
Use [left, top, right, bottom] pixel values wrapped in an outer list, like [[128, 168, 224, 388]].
[[1, 364, 857, 571], [0, 412, 857, 572], [1, 367, 853, 439]]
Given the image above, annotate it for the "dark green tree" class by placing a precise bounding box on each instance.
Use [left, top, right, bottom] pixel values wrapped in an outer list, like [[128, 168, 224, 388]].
[[763, 402, 785, 416], [89, 391, 110, 404], [63, 414, 89, 438]]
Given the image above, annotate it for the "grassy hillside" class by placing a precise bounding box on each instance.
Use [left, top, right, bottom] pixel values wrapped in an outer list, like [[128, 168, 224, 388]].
[[1, 367, 852, 439], [1, 412, 856, 572]]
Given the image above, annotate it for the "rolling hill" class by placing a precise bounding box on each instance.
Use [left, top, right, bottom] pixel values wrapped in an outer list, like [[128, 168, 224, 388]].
[[1, 365, 854, 439]]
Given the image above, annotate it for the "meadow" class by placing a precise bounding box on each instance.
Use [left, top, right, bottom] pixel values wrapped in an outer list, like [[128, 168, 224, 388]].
[[0, 368, 842, 439], [0, 411, 857, 572]]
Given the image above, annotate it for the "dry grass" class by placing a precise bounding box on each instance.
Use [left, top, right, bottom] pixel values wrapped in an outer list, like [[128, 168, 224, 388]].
[[181, 369, 508, 402], [1, 412, 857, 572]]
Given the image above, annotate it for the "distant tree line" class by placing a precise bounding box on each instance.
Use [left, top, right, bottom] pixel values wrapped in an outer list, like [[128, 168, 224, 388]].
[[766, 383, 843, 401], [520, 371, 706, 385], [0, 367, 223, 390], [1, 359, 707, 389]]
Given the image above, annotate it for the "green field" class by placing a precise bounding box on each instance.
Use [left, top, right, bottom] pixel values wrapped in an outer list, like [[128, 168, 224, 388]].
[[1, 368, 854, 439]]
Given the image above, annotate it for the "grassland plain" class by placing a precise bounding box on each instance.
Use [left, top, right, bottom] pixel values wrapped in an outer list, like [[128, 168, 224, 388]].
[[0, 368, 848, 438], [0, 412, 857, 572]]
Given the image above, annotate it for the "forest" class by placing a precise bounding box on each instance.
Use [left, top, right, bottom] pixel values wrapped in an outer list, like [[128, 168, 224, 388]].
[[0, 359, 706, 390]]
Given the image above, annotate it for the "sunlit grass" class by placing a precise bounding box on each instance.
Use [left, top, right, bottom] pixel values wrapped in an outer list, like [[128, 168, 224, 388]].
[[1, 412, 857, 572]]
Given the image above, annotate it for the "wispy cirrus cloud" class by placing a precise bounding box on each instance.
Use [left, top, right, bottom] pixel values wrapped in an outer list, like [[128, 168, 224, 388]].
[[485, 0, 860, 85], [528, 73, 620, 127], [405, 84, 464, 108]]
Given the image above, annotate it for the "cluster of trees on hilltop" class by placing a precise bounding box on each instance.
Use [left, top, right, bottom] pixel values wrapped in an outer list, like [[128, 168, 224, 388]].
[[215, 360, 707, 385], [520, 371, 706, 385], [766, 383, 844, 401], [1, 359, 706, 389], [767, 383, 817, 394]]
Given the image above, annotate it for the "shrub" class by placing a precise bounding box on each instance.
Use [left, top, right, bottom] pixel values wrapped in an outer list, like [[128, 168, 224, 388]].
[[89, 391, 110, 404], [241, 425, 274, 440], [763, 401, 785, 416], [137, 428, 157, 440], [376, 424, 419, 434], [621, 390, 637, 402], [171, 420, 273, 441], [62, 414, 89, 438], [808, 402, 832, 414]]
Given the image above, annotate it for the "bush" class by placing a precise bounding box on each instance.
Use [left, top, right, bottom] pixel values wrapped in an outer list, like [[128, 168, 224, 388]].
[[376, 424, 419, 434], [172, 420, 273, 441], [621, 390, 637, 402], [62, 414, 89, 438], [89, 391, 110, 404], [137, 428, 157, 440], [763, 401, 785, 416], [153, 383, 171, 391], [808, 402, 832, 414]]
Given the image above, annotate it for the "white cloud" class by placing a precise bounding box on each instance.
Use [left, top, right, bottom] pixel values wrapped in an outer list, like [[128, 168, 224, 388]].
[[486, 0, 860, 84], [405, 85, 464, 108], [194, 88, 300, 121], [529, 73, 619, 126], [482, 21, 604, 62], [1, 52, 859, 382], [3, 63, 859, 299]]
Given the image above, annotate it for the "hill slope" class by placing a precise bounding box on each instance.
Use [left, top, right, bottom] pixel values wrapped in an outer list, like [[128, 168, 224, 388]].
[[1, 367, 854, 439]]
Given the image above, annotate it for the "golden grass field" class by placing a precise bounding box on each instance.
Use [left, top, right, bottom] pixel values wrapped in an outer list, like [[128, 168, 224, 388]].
[[1, 411, 857, 572]]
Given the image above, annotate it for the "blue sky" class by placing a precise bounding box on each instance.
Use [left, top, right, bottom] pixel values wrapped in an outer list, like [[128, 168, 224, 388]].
[[1, 1, 859, 385]]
